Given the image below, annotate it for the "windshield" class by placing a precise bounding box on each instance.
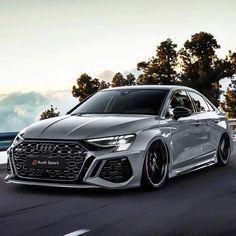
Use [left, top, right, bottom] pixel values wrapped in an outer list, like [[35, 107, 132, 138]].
[[71, 89, 168, 115]]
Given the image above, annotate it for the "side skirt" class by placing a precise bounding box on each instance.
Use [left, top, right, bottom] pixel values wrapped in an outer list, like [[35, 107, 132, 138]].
[[169, 153, 217, 178]]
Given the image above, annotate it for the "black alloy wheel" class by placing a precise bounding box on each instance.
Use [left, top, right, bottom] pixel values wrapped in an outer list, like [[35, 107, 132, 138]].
[[142, 140, 168, 189], [217, 133, 231, 166]]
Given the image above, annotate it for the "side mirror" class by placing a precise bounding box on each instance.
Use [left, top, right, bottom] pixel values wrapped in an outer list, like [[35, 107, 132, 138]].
[[173, 106, 192, 120]]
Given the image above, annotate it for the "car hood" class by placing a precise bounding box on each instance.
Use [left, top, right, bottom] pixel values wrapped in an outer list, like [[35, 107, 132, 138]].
[[24, 114, 161, 140]]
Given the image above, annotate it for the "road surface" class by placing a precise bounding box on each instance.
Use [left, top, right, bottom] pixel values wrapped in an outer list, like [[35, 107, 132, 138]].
[[1, 156, 236, 236]]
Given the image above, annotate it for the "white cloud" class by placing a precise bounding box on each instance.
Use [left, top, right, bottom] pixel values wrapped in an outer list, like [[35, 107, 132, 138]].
[[123, 67, 142, 78], [96, 67, 141, 82], [43, 90, 78, 115], [0, 90, 78, 132], [96, 70, 115, 82]]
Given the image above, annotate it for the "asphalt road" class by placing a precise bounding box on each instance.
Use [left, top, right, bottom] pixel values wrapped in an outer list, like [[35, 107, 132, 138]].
[[1, 156, 236, 236]]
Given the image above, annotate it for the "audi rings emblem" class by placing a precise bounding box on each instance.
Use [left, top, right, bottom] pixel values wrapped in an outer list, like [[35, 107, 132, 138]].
[[36, 143, 56, 152]]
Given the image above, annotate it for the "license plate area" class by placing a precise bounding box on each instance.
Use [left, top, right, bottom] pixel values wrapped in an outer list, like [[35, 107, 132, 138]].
[[24, 157, 66, 170]]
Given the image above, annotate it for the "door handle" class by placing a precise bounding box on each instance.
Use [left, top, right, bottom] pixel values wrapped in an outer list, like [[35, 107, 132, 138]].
[[195, 121, 202, 126]]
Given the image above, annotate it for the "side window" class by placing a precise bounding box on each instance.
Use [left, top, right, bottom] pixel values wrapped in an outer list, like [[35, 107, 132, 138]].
[[189, 92, 209, 113], [205, 100, 215, 111], [169, 90, 194, 112]]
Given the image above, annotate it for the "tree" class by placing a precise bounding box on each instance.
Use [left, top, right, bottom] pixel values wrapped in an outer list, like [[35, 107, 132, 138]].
[[228, 50, 236, 73], [72, 73, 100, 101], [222, 51, 236, 118], [112, 72, 125, 87], [72, 73, 110, 101], [137, 38, 178, 85], [111, 72, 136, 87], [223, 87, 236, 118], [71, 32, 236, 116], [179, 32, 234, 106], [99, 80, 110, 89], [126, 73, 136, 86], [40, 105, 60, 120]]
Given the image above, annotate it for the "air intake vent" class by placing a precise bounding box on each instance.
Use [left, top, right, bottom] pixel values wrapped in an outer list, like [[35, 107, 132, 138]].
[[99, 157, 132, 183]]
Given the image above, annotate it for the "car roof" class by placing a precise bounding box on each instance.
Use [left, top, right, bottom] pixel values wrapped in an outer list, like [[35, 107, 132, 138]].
[[102, 85, 197, 92]]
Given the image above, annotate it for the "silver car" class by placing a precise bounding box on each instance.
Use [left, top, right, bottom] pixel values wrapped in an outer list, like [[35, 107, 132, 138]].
[[5, 85, 233, 189]]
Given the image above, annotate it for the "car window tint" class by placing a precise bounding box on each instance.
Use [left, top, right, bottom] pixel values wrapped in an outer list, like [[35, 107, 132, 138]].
[[71, 89, 168, 115], [189, 92, 209, 113], [169, 91, 193, 112]]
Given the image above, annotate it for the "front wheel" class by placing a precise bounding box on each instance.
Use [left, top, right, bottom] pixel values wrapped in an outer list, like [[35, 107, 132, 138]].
[[141, 140, 169, 189], [217, 133, 231, 166]]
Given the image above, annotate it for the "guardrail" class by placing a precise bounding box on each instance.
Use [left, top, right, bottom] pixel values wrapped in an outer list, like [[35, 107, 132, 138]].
[[0, 132, 18, 151], [229, 119, 236, 140]]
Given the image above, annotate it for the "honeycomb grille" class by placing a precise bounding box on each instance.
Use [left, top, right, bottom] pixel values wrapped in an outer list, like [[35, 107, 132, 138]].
[[12, 141, 87, 181], [99, 158, 132, 183]]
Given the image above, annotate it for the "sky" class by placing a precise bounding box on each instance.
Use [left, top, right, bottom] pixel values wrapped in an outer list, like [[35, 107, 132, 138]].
[[0, 90, 78, 132], [0, 0, 236, 93], [0, 0, 235, 131]]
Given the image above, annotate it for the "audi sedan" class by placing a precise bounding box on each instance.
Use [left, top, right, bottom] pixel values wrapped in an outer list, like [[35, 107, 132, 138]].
[[5, 85, 233, 189]]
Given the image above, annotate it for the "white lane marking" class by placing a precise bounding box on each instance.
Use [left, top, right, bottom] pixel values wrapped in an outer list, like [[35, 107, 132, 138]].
[[64, 229, 90, 236]]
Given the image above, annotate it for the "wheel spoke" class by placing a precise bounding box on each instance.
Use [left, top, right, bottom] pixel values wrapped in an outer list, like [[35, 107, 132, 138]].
[[220, 140, 225, 152], [146, 143, 167, 185]]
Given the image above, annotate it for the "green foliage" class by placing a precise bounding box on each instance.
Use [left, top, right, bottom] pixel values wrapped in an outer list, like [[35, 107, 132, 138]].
[[100, 80, 110, 89], [136, 32, 236, 107], [111, 72, 136, 87], [111, 72, 124, 87], [126, 73, 136, 86], [40, 105, 60, 120], [222, 52, 236, 118], [228, 51, 236, 73], [72, 73, 110, 101], [223, 86, 236, 118], [72, 32, 236, 116], [179, 32, 234, 106], [72, 73, 100, 101], [137, 38, 178, 85]]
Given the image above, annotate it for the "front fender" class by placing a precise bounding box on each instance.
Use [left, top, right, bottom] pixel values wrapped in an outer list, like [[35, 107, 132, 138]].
[[130, 126, 173, 176]]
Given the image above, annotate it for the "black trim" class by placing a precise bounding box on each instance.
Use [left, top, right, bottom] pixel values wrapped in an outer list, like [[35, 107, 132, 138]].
[[90, 161, 102, 177], [76, 156, 96, 183]]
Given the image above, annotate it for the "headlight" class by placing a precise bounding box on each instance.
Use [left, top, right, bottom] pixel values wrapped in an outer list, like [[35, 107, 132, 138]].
[[87, 134, 135, 151], [12, 130, 25, 146]]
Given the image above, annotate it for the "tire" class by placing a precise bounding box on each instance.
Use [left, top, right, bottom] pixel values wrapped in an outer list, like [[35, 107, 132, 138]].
[[141, 140, 169, 189], [216, 133, 231, 166]]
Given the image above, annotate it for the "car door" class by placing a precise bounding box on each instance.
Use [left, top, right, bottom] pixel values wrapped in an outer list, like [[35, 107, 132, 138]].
[[188, 91, 215, 161], [166, 90, 203, 170], [200, 97, 226, 154]]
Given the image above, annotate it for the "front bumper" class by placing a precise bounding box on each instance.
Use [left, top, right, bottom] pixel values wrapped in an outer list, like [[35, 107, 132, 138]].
[[5, 141, 145, 189]]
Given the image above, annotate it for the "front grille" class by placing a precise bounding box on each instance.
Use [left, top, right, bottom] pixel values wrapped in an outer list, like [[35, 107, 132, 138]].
[[7, 160, 11, 175], [99, 157, 132, 183], [12, 141, 88, 181]]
